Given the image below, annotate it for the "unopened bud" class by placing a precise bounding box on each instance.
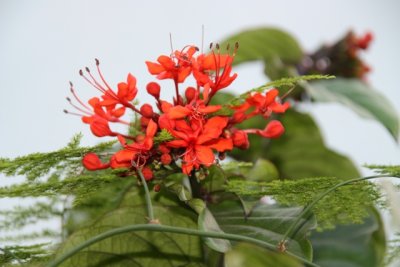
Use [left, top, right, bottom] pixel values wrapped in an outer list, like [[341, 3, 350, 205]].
[[146, 82, 161, 99], [140, 104, 154, 118]]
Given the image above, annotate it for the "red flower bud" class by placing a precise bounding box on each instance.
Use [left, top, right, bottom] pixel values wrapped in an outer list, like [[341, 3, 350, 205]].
[[146, 82, 160, 99], [185, 87, 196, 102], [141, 167, 154, 181], [161, 153, 172, 165], [258, 120, 284, 138], [232, 130, 249, 150], [154, 184, 161, 192], [82, 153, 110, 170], [158, 144, 170, 154], [140, 104, 154, 118], [90, 119, 114, 137]]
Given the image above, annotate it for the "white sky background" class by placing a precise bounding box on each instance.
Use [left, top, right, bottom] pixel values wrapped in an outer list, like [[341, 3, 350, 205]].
[[0, 0, 399, 248]]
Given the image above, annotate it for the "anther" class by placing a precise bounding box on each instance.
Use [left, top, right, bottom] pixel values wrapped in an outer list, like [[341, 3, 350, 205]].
[[79, 69, 83, 76], [66, 97, 71, 102], [226, 44, 230, 51], [95, 58, 100, 65], [194, 46, 199, 51], [69, 81, 73, 87], [215, 43, 220, 50], [235, 42, 239, 49], [85, 67, 90, 73], [63, 109, 69, 114], [209, 42, 213, 49]]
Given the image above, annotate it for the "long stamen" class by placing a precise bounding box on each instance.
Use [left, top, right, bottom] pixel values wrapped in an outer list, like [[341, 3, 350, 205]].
[[63, 109, 87, 117], [69, 82, 91, 111], [85, 67, 110, 94], [95, 59, 114, 91], [79, 69, 106, 94], [66, 97, 92, 116]]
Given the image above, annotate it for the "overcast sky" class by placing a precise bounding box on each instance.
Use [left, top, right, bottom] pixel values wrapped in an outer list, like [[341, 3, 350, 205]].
[[0, 0, 399, 174]]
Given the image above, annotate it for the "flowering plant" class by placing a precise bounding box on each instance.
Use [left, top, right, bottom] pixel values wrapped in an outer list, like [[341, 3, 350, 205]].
[[0, 28, 399, 267]]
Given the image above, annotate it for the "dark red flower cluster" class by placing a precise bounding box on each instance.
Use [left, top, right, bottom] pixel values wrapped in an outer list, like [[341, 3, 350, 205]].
[[65, 44, 290, 180], [297, 31, 373, 80]]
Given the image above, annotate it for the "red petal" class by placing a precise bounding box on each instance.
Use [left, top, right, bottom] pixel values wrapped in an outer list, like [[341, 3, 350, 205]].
[[145, 61, 164, 74], [168, 106, 191, 119], [146, 119, 158, 137], [205, 138, 233, 152], [195, 145, 215, 166], [167, 139, 188, 148], [198, 105, 221, 114], [197, 116, 229, 144], [114, 149, 136, 163]]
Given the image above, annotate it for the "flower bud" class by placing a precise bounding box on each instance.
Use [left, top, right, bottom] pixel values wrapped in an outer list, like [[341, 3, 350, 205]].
[[82, 153, 110, 170], [185, 87, 196, 102], [140, 104, 154, 118], [161, 153, 172, 165], [146, 82, 160, 99], [142, 166, 154, 181], [232, 130, 249, 150]]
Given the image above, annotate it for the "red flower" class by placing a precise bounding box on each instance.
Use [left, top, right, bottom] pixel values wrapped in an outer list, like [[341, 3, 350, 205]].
[[146, 46, 197, 83], [111, 119, 158, 168], [166, 116, 233, 174], [192, 49, 237, 100], [245, 89, 290, 118], [101, 73, 138, 110]]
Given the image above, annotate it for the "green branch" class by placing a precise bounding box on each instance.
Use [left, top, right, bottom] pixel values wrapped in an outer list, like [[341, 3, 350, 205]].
[[136, 168, 156, 223], [46, 224, 319, 267], [281, 174, 397, 243]]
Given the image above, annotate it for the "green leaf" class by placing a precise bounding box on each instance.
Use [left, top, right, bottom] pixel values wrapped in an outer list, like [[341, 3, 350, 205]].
[[225, 243, 303, 267], [311, 208, 386, 267], [246, 159, 279, 182], [209, 200, 316, 260], [198, 208, 232, 253], [232, 109, 360, 179], [219, 27, 303, 65], [55, 188, 204, 267], [308, 78, 400, 141]]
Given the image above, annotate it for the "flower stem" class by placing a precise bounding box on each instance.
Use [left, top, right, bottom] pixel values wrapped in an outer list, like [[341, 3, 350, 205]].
[[281, 174, 396, 244], [46, 224, 320, 267], [136, 167, 156, 223]]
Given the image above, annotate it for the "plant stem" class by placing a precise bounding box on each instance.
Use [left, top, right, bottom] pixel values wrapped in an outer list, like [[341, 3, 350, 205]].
[[46, 224, 319, 267], [281, 174, 396, 244], [136, 168, 155, 222], [189, 172, 202, 199]]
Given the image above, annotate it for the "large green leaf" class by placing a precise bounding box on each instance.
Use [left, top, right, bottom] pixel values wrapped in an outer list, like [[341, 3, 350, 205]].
[[209, 200, 316, 260], [308, 78, 400, 141], [311, 208, 386, 267], [232, 109, 360, 179], [219, 27, 303, 65], [55, 188, 205, 267], [225, 243, 303, 267]]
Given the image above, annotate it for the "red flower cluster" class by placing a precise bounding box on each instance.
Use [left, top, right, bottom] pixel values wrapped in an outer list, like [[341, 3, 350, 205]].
[[65, 44, 290, 180]]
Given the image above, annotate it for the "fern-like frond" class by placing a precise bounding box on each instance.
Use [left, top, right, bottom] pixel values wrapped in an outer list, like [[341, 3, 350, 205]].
[[226, 177, 381, 229]]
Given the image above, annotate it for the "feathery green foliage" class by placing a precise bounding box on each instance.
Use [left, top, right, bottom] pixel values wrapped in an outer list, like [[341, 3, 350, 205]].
[[365, 164, 400, 177], [0, 200, 61, 230], [0, 243, 52, 266], [226, 177, 381, 229], [0, 134, 115, 181], [385, 232, 400, 266]]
